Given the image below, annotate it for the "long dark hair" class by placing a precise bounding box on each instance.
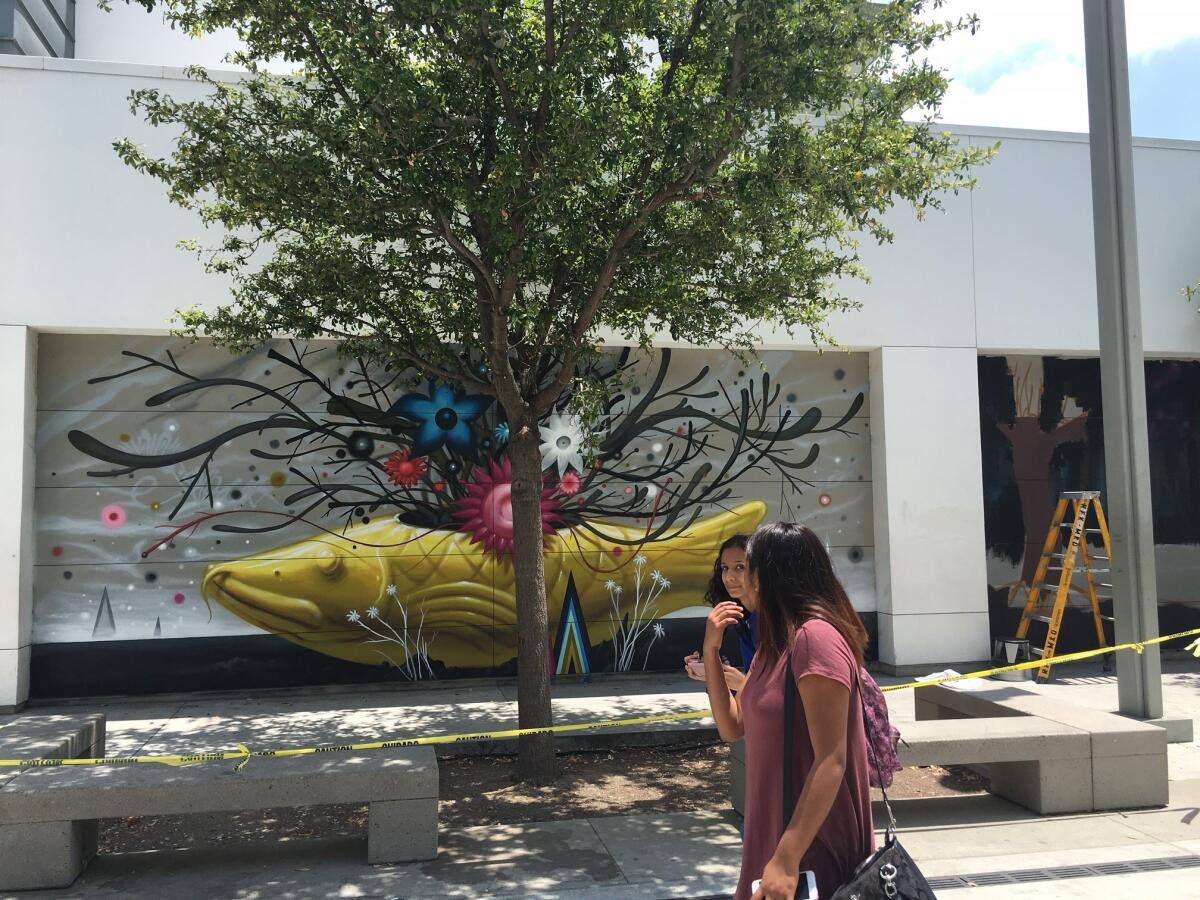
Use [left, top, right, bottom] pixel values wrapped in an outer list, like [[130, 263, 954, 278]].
[[704, 534, 750, 606], [747, 522, 867, 667]]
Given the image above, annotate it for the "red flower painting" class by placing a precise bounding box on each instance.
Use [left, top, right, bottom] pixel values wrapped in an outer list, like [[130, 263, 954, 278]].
[[383, 449, 428, 487], [453, 458, 562, 556]]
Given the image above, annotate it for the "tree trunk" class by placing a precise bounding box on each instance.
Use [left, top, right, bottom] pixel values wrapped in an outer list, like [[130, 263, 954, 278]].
[[1002, 415, 1090, 586], [506, 423, 559, 784]]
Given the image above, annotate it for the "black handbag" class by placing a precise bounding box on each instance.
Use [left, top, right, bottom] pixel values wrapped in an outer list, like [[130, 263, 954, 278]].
[[782, 658, 937, 900]]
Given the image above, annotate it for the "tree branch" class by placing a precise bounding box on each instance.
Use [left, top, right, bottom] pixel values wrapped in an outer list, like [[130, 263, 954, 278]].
[[337, 318, 494, 395], [478, 8, 533, 173], [660, 0, 707, 97], [631, 0, 710, 207], [434, 211, 500, 303], [520, 261, 569, 394], [544, 0, 556, 67], [529, 9, 749, 413], [557, 3, 588, 59], [293, 17, 403, 152]]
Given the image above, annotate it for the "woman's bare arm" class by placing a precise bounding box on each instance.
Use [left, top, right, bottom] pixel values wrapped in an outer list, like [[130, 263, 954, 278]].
[[702, 602, 746, 741]]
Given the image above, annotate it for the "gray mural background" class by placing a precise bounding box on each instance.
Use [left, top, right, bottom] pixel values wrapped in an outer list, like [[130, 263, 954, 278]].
[[33, 335, 874, 685]]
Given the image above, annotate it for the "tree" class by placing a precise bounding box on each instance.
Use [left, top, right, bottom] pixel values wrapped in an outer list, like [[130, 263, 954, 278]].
[[113, 0, 987, 783], [999, 357, 1089, 589]]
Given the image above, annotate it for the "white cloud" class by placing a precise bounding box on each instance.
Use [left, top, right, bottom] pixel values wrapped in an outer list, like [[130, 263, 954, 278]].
[[920, 0, 1200, 132], [924, 1, 1085, 76], [1124, 0, 1200, 57], [935, 58, 1090, 133]]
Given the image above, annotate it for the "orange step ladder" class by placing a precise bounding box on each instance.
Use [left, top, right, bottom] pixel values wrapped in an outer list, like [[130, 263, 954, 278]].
[[1015, 491, 1114, 680]]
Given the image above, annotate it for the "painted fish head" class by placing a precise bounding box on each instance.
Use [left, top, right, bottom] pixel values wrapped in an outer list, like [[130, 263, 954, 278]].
[[201, 536, 386, 652], [201, 521, 498, 667]]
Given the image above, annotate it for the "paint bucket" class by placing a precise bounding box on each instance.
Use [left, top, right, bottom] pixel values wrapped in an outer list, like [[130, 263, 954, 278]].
[[992, 637, 1034, 681]]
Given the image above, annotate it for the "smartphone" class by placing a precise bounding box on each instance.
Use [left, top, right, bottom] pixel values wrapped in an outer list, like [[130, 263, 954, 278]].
[[687, 659, 706, 677], [751, 870, 818, 899]]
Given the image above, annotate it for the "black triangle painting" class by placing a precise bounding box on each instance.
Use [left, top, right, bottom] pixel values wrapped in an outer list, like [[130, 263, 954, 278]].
[[91, 587, 115, 638]]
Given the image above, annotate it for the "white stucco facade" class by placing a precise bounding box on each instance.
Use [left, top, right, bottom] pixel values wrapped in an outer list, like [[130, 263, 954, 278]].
[[2, 48, 1199, 707]]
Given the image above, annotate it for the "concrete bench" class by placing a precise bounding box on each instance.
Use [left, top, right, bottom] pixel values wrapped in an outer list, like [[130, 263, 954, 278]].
[[730, 715, 1092, 818], [0, 713, 109, 887], [730, 682, 1168, 818], [0, 745, 439, 891], [0, 713, 107, 787], [896, 717, 1093, 815], [916, 681, 1168, 813]]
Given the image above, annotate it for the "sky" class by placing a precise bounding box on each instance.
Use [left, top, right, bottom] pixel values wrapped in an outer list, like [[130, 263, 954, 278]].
[[77, 1, 1200, 141], [923, 0, 1200, 139]]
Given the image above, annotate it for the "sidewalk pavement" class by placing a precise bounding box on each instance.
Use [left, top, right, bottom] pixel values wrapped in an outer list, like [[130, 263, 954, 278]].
[[18, 656, 1199, 775], [11, 786, 1200, 898], [5, 655, 1200, 898], [15, 672, 717, 762]]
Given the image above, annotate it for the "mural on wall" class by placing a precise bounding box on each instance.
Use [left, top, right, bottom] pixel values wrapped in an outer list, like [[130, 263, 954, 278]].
[[979, 355, 1200, 646], [33, 336, 874, 694]]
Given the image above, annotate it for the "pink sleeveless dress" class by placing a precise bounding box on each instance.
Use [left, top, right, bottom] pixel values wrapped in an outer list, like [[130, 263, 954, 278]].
[[733, 619, 874, 899]]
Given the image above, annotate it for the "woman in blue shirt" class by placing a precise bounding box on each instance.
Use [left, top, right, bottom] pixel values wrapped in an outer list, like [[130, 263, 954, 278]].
[[684, 534, 756, 690]]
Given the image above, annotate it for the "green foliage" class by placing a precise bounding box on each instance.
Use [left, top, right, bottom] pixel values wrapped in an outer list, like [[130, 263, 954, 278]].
[[115, 0, 989, 421]]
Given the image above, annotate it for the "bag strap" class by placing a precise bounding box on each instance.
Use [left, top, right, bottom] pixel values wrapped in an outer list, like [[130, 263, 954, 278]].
[[781, 648, 897, 843], [852, 664, 897, 838], [783, 654, 795, 832]]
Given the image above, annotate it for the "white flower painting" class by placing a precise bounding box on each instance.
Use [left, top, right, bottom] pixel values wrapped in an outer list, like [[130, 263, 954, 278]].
[[539, 413, 585, 475]]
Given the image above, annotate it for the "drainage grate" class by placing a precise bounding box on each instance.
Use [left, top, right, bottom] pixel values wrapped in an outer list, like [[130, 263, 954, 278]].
[[1092, 862, 1138, 875], [926, 854, 1200, 891], [683, 856, 1200, 898]]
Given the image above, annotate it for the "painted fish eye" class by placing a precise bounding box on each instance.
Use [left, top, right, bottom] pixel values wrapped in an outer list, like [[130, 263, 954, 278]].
[[317, 551, 344, 576]]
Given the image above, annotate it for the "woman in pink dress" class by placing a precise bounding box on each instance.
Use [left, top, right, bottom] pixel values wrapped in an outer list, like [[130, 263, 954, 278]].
[[701, 522, 874, 900]]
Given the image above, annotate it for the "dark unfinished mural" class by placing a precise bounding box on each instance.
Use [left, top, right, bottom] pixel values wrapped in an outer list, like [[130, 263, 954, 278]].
[[980, 355, 1200, 649]]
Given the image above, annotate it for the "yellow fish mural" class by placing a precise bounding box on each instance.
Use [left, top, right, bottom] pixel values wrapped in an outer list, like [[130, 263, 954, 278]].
[[201, 500, 767, 668]]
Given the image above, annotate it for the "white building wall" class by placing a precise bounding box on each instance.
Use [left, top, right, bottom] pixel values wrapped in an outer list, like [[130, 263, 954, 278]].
[[970, 132, 1101, 354], [870, 347, 991, 668], [0, 59, 232, 335], [0, 328, 38, 708], [3, 57, 1200, 700], [968, 127, 1200, 357], [72, 3, 248, 71], [5, 61, 1198, 353]]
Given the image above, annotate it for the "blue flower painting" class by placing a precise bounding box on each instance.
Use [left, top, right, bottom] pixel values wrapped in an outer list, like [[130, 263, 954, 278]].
[[389, 382, 493, 455]]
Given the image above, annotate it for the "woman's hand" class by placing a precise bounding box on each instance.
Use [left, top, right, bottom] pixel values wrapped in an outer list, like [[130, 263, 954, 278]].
[[703, 601, 744, 655], [684, 653, 746, 692], [751, 855, 799, 900], [722, 664, 747, 693]]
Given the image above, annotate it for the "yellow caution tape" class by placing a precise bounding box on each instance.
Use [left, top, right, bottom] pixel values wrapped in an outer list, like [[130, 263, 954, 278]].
[[2, 626, 1197, 770], [877, 625, 1200, 691]]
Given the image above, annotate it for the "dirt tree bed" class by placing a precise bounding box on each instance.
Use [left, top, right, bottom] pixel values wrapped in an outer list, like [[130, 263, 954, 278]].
[[99, 742, 988, 854]]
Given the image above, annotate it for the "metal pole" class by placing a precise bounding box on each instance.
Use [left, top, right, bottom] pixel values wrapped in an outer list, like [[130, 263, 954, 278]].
[[1081, 0, 1162, 720]]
